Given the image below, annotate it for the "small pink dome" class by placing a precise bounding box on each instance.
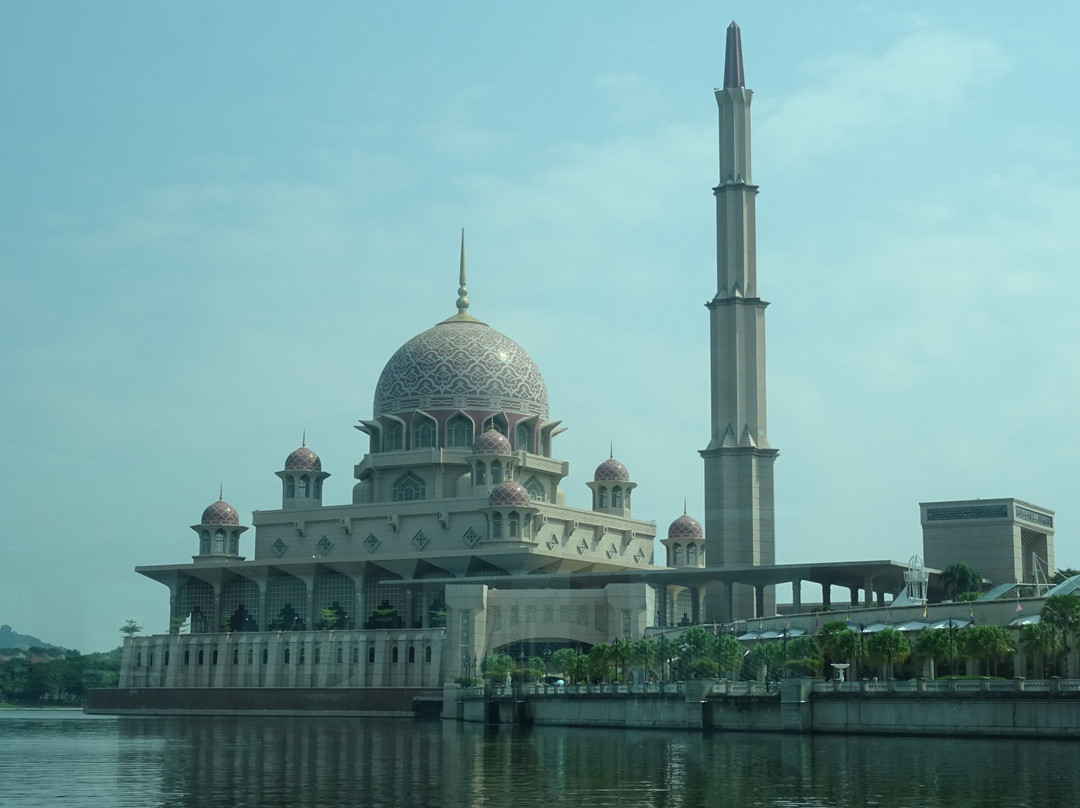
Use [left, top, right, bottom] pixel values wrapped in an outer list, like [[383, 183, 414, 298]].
[[488, 480, 530, 508], [201, 499, 239, 526], [594, 457, 629, 482], [668, 514, 703, 540], [285, 446, 321, 471], [473, 429, 512, 455]]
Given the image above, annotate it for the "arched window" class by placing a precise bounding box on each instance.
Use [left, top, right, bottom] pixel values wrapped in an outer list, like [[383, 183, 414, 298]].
[[148, 651, 154, 667], [491, 461, 503, 485], [229, 532, 239, 555], [213, 529, 225, 553], [284, 648, 291, 664], [368, 647, 375, 664], [524, 476, 545, 501], [314, 645, 321, 664], [136, 652, 142, 667], [447, 417, 472, 447], [387, 424, 403, 451], [352, 646, 360, 664], [184, 650, 190, 665], [474, 462, 486, 485], [508, 511, 520, 538], [492, 512, 503, 539], [285, 477, 295, 498], [164, 650, 170, 666], [392, 471, 426, 502], [247, 648, 253, 665], [298, 646, 306, 664], [425, 646, 432, 663], [612, 487, 623, 508], [687, 544, 698, 565], [298, 475, 309, 498], [391, 647, 399, 664], [523, 513, 533, 538], [336, 647, 343, 664], [232, 648, 238, 665], [673, 544, 683, 566], [408, 646, 415, 663], [262, 648, 268, 664], [597, 487, 608, 508], [313, 478, 322, 499], [414, 419, 435, 449], [200, 532, 210, 555], [198, 650, 204, 665], [515, 423, 532, 452]]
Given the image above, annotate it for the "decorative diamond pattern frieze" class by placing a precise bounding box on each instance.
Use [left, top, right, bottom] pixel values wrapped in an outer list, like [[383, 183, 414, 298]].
[[577, 539, 589, 555], [633, 547, 645, 564], [462, 527, 479, 547], [606, 544, 617, 560], [364, 533, 380, 553], [272, 538, 287, 557], [316, 535, 333, 555], [413, 530, 429, 551], [546, 536, 558, 551]]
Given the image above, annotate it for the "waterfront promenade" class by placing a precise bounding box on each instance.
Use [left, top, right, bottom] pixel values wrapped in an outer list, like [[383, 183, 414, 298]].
[[453, 677, 1080, 739]]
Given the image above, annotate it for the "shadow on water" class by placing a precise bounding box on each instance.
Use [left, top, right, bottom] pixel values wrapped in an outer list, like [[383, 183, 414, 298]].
[[2, 711, 1078, 807]]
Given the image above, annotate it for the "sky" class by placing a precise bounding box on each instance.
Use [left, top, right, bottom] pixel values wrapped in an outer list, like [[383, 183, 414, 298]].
[[2, 2, 1079, 652]]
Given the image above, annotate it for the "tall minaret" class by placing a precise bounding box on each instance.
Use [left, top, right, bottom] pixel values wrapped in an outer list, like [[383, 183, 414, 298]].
[[700, 22, 778, 622]]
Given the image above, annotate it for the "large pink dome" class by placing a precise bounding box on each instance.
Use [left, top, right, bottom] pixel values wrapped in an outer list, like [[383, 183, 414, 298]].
[[200, 499, 239, 526], [373, 320, 548, 419]]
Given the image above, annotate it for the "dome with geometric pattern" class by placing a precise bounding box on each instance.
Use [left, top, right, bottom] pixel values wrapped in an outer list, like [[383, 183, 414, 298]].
[[473, 428, 512, 455], [667, 513, 703, 540], [373, 320, 549, 420], [488, 480, 530, 508], [285, 445, 321, 471], [594, 456, 629, 482], [200, 498, 240, 526]]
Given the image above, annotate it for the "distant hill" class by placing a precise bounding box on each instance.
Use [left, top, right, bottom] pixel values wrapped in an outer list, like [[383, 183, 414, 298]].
[[0, 624, 59, 650]]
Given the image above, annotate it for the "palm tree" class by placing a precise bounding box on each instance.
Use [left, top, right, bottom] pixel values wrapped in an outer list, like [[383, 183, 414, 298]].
[[717, 635, 743, 679], [817, 621, 857, 669], [1019, 622, 1058, 678], [867, 628, 910, 679], [1039, 594, 1080, 676], [941, 562, 983, 601], [914, 628, 951, 678], [960, 624, 1013, 677]]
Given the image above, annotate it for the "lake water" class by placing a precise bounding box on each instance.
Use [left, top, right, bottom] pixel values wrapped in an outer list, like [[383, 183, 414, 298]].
[[0, 709, 1077, 806]]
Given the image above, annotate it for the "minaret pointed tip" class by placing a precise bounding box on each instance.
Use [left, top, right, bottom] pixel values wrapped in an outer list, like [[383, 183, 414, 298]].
[[219, 483, 224, 502], [723, 20, 746, 89]]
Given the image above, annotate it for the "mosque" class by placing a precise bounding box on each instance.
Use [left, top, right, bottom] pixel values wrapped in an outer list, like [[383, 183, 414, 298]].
[[111, 24, 1059, 701]]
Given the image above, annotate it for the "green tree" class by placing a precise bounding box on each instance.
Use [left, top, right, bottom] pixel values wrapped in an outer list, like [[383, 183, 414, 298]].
[[119, 619, 142, 639], [785, 635, 822, 676], [867, 628, 909, 679], [480, 653, 514, 683], [941, 562, 983, 600], [745, 641, 784, 682], [551, 647, 587, 684], [1019, 622, 1059, 678], [625, 638, 658, 682], [960, 624, 1013, 677], [914, 628, 951, 678], [717, 635, 743, 679], [587, 643, 613, 683], [318, 607, 340, 630], [1039, 593, 1080, 676], [1051, 568, 1080, 585], [675, 626, 717, 679], [817, 622, 857, 669]]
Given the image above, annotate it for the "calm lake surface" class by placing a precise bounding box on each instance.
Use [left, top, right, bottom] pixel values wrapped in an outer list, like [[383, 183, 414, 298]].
[[1, 710, 1077, 807]]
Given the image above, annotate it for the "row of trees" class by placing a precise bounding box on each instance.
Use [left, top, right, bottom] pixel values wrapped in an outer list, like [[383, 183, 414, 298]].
[[0, 649, 122, 704], [471, 594, 1080, 685]]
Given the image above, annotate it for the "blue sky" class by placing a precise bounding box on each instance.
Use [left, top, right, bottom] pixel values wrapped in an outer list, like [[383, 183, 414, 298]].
[[3, 2, 1079, 652]]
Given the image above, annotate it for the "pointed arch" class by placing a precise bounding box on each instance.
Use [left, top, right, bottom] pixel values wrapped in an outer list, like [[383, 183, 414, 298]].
[[392, 471, 426, 502], [446, 413, 474, 448]]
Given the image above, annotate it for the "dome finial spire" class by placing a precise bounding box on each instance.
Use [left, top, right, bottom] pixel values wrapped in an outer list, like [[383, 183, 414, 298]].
[[456, 229, 469, 315], [302, 428, 306, 448], [610, 442, 614, 459], [219, 482, 224, 502], [444, 229, 479, 322], [683, 498, 688, 516]]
